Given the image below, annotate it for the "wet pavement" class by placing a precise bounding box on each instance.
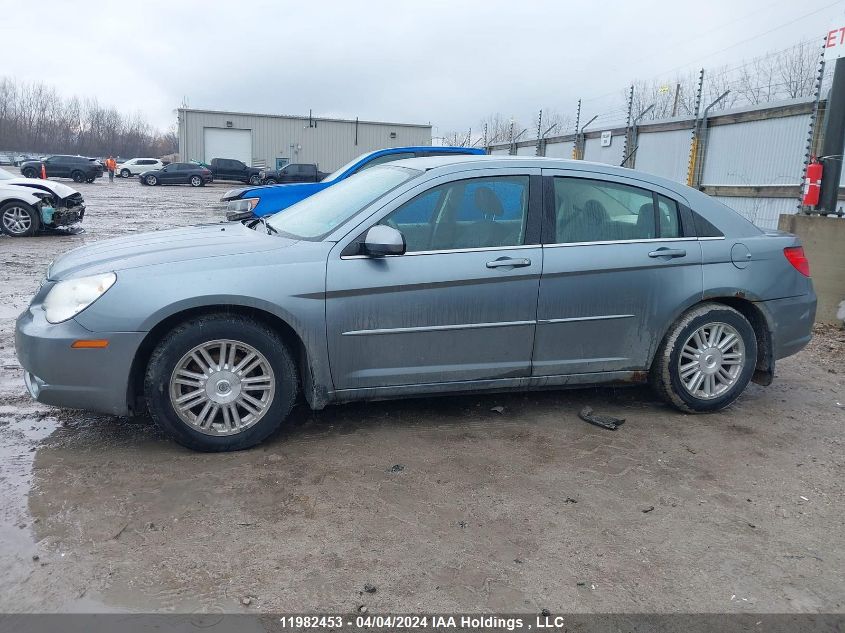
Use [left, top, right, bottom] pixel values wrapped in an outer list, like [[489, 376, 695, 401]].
[[0, 169, 843, 614]]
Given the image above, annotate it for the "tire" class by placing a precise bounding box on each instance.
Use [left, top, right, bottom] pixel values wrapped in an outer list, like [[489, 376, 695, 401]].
[[22, 168, 37, 179], [189, 175, 202, 187], [264, 178, 277, 185], [0, 201, 40, 237], [71, 171, 85, 183], [86, 177, 95, 183], [121, 168, 131, 178], [650, 302, 757, 413], [145, 175, 158, 186], [144, 314, 298, 452], [249, 175, 261, 185]]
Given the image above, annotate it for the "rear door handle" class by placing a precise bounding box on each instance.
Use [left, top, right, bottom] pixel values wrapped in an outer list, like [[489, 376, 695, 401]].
[[648, 248, 686, 259], [486, 257, 531, 268]]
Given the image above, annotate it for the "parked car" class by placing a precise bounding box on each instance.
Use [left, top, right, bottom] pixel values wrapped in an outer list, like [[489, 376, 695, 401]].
[[0, 167, 85, 237], [138, 162, 212, 187], [223, 146, 485, 218], [0, 154, 13, 165], [15, 156, 816, 452], [117, 158, 164, 177], [208, 158, 262, 185], [259, 163, 328, 185], [19, 155, 103, 183]]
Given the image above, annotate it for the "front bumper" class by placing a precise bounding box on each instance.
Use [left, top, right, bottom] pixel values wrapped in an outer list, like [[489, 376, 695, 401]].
[[15, 306, 145, 416], [42, 203, 85, 228]]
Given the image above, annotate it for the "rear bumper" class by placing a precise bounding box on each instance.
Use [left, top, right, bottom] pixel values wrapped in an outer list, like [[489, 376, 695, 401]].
[[15, 306, 145, 416], [759, 292, 817, 360]]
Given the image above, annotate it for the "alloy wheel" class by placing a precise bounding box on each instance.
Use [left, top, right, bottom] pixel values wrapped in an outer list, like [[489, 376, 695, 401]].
[[2, 205, 32, 235], [168, 339, 275, 436], [678, 322, 745, 400]]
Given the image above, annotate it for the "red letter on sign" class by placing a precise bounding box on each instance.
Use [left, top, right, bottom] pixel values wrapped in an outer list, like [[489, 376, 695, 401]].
[[827, 29, 837, 47]]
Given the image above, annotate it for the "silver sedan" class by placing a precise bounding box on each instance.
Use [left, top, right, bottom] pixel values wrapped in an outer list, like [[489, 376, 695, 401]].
[[15, 156, 816, 451]]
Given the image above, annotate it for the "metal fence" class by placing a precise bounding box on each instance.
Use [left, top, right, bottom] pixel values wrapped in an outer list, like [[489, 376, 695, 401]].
[[488, 96, 826, 229]]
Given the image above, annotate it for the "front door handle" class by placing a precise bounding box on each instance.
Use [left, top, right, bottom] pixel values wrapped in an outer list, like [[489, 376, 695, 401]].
[[648, 248, 686, 259], [486, 257, 531, 268]]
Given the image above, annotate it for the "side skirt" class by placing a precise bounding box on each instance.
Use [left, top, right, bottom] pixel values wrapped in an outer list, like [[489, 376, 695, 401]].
[[327, 370, 649, 405]]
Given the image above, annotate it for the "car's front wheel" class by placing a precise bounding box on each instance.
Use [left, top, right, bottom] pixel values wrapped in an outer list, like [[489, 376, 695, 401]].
[[0, 201, 40, 237], [145, 175, 158, 186], [144, 314, 298, 451], [121, 168, 131, 178], [651, 302, 757, 413], [21, 168, 37, 179], [190, 175, 203, 187], [249, 175, 261, 185], [71, 170, 85, 183]]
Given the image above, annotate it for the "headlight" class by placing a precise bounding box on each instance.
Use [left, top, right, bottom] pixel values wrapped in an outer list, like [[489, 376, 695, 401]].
[[226, 198, 259, 213], [43, 272, 116, 324]]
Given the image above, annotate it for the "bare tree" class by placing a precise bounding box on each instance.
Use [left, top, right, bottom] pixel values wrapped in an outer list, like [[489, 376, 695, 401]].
[[0, 77, 176, 157]]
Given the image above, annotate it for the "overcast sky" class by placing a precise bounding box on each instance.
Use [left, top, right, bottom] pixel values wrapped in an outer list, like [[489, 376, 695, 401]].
[[1, 0, 842, 137]]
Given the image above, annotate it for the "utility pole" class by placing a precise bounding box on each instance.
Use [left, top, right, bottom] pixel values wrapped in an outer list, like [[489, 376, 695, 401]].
[[671, 82, 681, 117], [535, 110, 543, 156], [818, 56, 845, 214]]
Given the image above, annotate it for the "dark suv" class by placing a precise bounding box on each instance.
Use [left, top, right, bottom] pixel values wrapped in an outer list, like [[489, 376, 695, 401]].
[[259, 163, 328, 185], [20, 155, 103, 183]]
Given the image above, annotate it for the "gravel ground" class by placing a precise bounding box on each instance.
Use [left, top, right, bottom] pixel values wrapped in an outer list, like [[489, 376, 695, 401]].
[[0, 169, 843, 614]]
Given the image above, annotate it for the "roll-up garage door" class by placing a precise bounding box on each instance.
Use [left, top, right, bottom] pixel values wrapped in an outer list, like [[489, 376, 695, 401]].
[[204, 128, 252, 165]]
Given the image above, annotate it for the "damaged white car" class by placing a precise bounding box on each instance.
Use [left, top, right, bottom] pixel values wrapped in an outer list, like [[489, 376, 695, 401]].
[[0, 167, 85, 237]]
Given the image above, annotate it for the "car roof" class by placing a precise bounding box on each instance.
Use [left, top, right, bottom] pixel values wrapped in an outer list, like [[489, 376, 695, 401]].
[[387, 154, 685, 191]]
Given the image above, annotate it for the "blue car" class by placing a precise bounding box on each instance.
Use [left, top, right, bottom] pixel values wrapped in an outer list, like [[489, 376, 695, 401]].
[[221, 146, 485, 218]]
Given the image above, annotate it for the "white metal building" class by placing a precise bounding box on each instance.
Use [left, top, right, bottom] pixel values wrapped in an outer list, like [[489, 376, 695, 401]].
[[177, 108, 432, 172]]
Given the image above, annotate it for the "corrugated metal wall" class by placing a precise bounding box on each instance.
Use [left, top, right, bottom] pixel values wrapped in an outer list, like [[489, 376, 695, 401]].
[[179, 109, 431, 171], [583, 134, 625, 165], [701, 115, 809, 185], [711, 196, 799, 230], [635, 128, 692, 183]]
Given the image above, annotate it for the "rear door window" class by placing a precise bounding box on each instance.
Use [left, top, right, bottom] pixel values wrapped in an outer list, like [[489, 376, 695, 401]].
[[551, 178, 685, 243]]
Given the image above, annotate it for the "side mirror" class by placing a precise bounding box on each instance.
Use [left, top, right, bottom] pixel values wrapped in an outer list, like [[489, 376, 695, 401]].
[[362, 225, 405, 257]]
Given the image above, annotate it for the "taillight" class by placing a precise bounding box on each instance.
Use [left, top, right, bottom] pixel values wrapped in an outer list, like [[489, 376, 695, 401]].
[[784, 246, 810, 277]]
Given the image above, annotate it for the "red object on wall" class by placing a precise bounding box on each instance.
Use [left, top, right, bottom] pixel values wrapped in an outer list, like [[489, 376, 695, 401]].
[[40, 163, 46, 179], [802, 160, 822, 207]]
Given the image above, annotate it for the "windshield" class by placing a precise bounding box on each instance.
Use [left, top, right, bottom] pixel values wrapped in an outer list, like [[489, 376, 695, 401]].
[[266, 165, 419, 240], [0, 167, 14, 180], [320, 150, 378, 183]]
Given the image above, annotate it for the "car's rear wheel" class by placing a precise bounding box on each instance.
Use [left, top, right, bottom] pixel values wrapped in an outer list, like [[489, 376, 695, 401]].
[[144, 314, 298, 452], [121, 168, 131, 178], [651, 302, 757, 413], [22, 168, 37, 179], [190, 175, 202, 187], [0, 201, 40, 237], [71, 170, 85, 183], [85, 177, 95, 183], [264, 178, 277, 185], [145, 175, 158, 186]]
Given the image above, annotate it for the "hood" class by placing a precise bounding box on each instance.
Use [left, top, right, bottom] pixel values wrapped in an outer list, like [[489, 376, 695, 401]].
[[48, 222, 298, 280], [221, 181, 321, 202], [3, 177, 78, 200]]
